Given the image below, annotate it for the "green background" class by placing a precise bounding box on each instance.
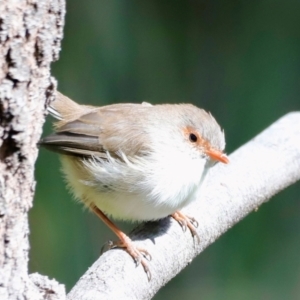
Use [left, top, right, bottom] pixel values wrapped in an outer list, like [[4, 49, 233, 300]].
[[31, 1, 300, 299]]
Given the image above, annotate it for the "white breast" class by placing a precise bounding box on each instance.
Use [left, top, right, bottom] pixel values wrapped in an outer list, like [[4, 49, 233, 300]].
[[61, 149, 210, 222]]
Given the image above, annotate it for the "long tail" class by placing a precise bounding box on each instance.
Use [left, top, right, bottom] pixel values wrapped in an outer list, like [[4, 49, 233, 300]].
[[48, 92, 81, 120], [48, 91, 95, 129]]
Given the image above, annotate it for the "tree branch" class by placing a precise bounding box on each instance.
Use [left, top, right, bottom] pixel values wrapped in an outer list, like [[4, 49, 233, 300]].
[[68, 112, 300, 300]]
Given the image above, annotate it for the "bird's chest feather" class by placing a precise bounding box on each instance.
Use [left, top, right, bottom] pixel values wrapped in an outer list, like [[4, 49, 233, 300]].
[[60, 151, 209, 221]]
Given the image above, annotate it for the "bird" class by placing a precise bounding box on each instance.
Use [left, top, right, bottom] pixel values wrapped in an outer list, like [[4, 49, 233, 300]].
[[39, 91, 229, 280]]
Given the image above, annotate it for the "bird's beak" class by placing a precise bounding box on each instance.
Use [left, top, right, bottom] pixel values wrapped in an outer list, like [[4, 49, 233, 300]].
[[205, 148, 229, 164]]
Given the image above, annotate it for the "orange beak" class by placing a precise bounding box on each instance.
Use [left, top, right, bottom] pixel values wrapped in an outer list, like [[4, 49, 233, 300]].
[[205, 148, 229, 164]]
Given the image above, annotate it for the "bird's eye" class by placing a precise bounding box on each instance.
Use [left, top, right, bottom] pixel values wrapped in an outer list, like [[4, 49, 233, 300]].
[[189, 133, 198, 143]]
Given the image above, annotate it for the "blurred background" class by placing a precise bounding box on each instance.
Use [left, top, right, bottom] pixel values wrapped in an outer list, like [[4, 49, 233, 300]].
[[31, 0, 300, 299]]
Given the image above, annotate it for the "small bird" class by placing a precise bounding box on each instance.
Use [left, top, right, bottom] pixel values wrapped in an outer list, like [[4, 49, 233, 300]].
[[40, 91, 229, 280]]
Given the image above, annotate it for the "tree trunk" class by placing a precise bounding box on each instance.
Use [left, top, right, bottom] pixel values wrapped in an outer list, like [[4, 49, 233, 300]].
[[0, 0, 65, 299]]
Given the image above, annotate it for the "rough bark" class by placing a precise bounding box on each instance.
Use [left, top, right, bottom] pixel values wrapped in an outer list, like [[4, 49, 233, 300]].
[[68, 112, 300, 300], [0, 0, 65, 299]]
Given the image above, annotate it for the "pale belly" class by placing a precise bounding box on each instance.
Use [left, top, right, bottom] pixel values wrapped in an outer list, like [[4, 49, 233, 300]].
[[86, 187, 198, 221], [60, 151, 210, 221]]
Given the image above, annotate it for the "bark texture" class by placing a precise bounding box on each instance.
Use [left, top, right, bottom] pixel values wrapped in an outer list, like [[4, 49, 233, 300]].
[[0, 0, 65, 299], [68, 112, 300, 300]]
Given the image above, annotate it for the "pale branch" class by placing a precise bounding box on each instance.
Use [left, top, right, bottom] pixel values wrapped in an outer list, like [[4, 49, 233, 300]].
[[68, 112, 300, 300]]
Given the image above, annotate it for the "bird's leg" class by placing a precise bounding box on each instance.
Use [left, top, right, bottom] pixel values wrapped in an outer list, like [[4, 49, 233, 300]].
[[91, 204, 152, 280], [171, 211, 200, 242]]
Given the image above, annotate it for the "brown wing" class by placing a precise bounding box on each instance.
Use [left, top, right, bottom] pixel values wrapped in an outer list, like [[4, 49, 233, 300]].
[[39, 130, 105, 158], [40, 92, 151, 158]]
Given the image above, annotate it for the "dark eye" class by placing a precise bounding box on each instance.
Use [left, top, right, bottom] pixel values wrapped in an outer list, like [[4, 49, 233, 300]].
[[189, 133, 198, 143]]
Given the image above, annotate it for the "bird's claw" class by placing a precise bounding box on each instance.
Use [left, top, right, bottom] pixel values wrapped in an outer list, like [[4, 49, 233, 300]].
[[103, 238, 152, 281], [172, 211, 200, 243]]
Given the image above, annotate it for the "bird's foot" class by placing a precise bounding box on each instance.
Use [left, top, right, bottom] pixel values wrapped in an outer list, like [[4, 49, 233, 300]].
[[107, 234, 152, 280], [171, 211, 200, 242]]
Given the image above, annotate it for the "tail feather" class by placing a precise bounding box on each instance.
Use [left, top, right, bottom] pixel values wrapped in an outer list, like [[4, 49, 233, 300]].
[[48, 105, 63, 120], [49, 91, 95, 128]]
